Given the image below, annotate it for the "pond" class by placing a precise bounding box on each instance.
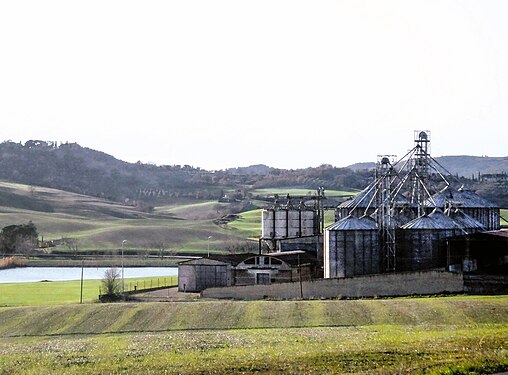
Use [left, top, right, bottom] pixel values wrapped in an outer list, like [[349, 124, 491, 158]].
[[0, 267, 178, 284]]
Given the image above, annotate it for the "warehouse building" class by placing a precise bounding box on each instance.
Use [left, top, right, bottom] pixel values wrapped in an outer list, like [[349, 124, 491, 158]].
[[178, 250, 318, 292]]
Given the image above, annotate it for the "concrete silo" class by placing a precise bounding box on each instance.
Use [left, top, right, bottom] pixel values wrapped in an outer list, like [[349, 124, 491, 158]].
[[261, 206, 319, 240]]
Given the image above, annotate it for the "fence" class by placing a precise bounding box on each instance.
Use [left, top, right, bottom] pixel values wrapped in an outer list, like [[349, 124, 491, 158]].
[[99, 276, 178, 301]]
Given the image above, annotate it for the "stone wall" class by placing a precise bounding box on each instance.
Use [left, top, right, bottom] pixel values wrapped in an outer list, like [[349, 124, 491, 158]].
[[201, 270, 464, 300]]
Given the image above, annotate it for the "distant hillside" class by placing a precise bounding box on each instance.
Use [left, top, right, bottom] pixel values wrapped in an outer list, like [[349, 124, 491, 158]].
[[0, 141, 372, 204], [225, 164, 274, 175], [434, 155, 508, 178], [348, 155, 508, 177], [0, 181, 257, 251], [0, 140, 220, 204], [0, 140, 506, 208]]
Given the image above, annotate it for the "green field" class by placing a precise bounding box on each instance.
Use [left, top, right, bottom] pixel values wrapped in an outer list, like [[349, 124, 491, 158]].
[[501, 209, 508, 224], [0, 276, 177, 306], [2, 181, 505, 256], [0, 296, 507, 374], [0, 181, 258, 253], [227, 209, 262, 239]]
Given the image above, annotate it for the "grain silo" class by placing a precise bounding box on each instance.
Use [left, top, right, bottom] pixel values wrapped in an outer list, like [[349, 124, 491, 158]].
[[335, 186, 376, 221], [429, 188, 500, 231], [261, 204, 319, 240], [261, 192, 325, 253], [449, 209, 485, 234], [325, 131, 502, 278], [324, 215, 380, 278], [397, 209, 459, 271]]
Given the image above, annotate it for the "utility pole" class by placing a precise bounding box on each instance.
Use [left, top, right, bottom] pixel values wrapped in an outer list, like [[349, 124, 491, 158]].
[[80, 259, 84, 304]]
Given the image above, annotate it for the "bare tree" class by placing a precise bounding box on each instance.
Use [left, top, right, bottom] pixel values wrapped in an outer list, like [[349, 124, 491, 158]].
[[223, 239, 259, 254], [150, 240, 166, 259], [14, 237, 35, 258], [62, 237, 80, 257], [101, 268, 121, 296]]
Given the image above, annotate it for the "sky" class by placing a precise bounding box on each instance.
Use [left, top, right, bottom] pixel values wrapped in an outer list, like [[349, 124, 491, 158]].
[[1, 1, 507, 170]]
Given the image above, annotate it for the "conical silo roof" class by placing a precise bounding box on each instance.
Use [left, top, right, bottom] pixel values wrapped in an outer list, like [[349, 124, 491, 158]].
[[337, 187, 376, 209], [450, 209, 485, 230], [426, 188, 497, 209], [454, 189, 498, 208], [327, 215, 378, 231], [401, 209, 459, 230]]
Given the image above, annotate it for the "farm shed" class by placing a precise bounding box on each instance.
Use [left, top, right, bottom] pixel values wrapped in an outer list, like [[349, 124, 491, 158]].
[[178, 251, 318, 292], [178, 258, 232, 292], [445, 230, 508, 273]]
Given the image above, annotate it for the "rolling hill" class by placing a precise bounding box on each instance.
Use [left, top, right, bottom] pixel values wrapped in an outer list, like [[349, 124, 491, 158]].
[[348, 155, 508, 177], [0, 181, 261, 252]]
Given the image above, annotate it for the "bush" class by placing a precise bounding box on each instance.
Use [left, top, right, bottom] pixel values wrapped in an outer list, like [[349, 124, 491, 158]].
[[0, 256, 26, 269]]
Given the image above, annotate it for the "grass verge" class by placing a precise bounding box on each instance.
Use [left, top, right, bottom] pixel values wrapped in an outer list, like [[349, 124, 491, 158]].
[[0, 296, 507, 374], [0, 276, 178, 306]]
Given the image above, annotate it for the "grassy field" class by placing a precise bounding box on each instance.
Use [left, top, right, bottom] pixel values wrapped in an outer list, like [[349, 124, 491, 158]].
[[0, 276, 178, 306], [227, 209, 262, 239], [0, 181, 260, 253], [0, 296, 507, 374], [501, 209, 508, 224]]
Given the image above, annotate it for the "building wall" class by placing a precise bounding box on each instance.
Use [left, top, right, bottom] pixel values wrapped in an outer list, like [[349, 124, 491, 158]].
[[178, 264, 231, 292], [201, 270, 464, 300]]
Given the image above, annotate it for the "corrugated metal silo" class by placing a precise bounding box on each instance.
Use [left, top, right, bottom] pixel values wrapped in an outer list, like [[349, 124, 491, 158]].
[[335, 187, 376, 221], [450, 209, 485, 234], [428, 189, 500, 231], [325, 215, 379, 278], [397, 209, 459, 271]]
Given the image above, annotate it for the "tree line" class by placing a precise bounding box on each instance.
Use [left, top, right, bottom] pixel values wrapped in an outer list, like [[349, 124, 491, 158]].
[[0, 140, 506, 208]]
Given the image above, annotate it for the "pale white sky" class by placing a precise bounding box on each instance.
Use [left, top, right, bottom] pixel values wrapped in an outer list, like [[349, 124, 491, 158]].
[[1, 1, 507, 170]]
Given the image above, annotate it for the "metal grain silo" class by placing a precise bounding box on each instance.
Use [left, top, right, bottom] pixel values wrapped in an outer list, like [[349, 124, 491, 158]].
[[324, 215, 379, 278], [427, 188, 500, 231], [261, 209, 275, 239], [453, 189, 500, 231], [335, 187, 376, 221], [397, 209, 459, 271], [450, 209, 485, 234]]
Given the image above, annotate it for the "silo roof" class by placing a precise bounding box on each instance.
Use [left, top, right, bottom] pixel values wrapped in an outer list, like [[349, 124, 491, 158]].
[[455, 189, 498, 208], [401, 210, 459, 230], [451, 210, 485, 230], [327, 215, 378, 231], [337, 187, 376, 209], [338, 186, 411, 210], [426, 189, 497, 209]]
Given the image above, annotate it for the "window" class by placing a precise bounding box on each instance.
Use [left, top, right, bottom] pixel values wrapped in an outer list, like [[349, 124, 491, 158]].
[[256, 273, 271, 285]]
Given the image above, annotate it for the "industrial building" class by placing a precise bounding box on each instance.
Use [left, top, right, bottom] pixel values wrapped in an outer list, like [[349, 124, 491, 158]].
[[178, 251, 318, 292], [325, 131, 504, 278], [179, 131, 506, 296]]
